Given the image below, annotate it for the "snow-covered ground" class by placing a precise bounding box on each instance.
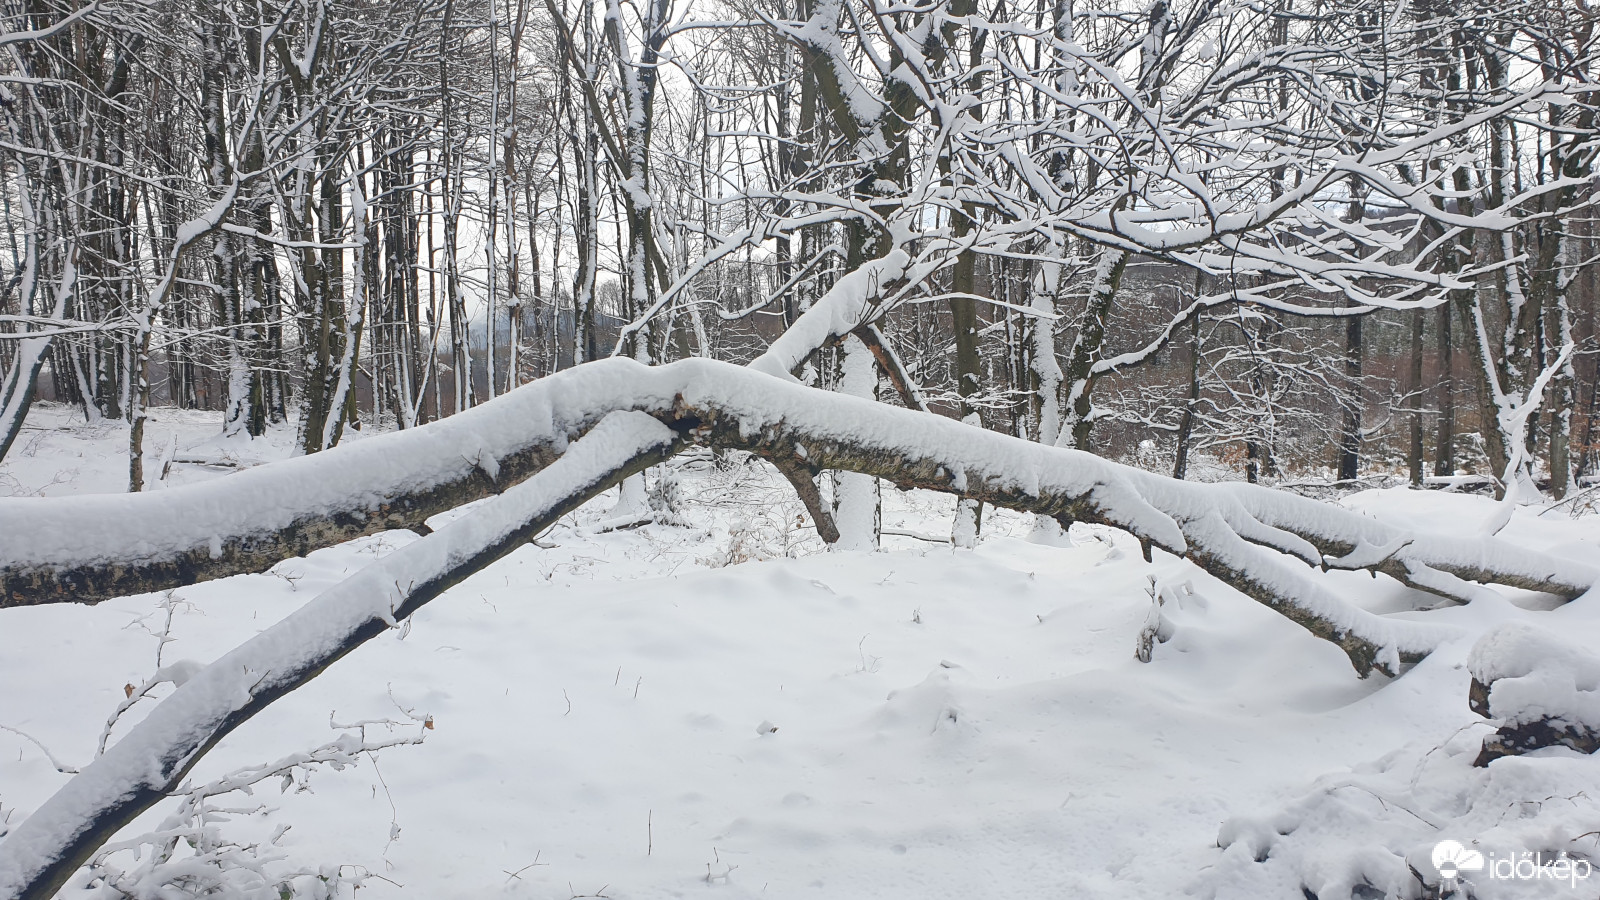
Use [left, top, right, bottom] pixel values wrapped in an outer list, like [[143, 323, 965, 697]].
[[3, 406, 1599, 899], [0, 404, 323, 499]]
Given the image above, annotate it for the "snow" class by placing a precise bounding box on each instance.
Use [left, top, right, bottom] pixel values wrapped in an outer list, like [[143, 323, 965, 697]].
[[1468, 623, 1600, 731], [0, 411, 677, 897], [4, 401, 1600, 899], [1209, 638, 1600, 899], [748, 251, 911, 380], [0, 403, 310, 499]]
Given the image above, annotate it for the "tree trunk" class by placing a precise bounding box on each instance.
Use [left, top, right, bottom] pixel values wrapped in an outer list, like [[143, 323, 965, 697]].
[[0, 213, 52, 465], [832, 335, 880, 551], [1435, 297, 1455, 477], [1546, 282, 1575, 500], [1408, 309, 1425, 486], [949, 173, 983, 547], [1060, 248, 1129, 451], [1030, 238, 1064, 447], [8, 359, 1592, 623], [1173, 305, 1200, 481], [1337, 314, 1362, 481]]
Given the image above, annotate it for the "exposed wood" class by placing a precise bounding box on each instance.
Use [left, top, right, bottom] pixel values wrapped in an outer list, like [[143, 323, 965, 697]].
[[852, 323, 927, 412]]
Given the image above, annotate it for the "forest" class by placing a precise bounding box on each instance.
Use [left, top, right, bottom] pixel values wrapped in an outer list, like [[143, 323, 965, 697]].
[[2, 0, 1600, 898], [0, 0, 1594, 489]]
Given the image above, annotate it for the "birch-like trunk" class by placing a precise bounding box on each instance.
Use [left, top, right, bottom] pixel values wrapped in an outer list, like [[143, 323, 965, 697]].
[[0, 201, 48, 465], [832, 335, 880, 551]]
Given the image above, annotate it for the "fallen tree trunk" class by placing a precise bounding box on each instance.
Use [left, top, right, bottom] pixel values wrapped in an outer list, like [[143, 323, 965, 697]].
[[3, 361, 1596, 898], [1216, 487, 1590, 605], [0, 388, 593, 606], [2, 360, 1590, 674], [5, 360, 1590, 611], [658, 373, 1452, 675]]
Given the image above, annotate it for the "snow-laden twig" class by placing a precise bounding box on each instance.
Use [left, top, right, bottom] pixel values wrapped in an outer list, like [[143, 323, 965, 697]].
[[78, 720, 425, 899]]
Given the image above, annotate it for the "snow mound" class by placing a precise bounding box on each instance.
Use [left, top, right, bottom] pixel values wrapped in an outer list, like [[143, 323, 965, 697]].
[[1204, 726, 1600, 899], [1467, 623, 1600, 731]]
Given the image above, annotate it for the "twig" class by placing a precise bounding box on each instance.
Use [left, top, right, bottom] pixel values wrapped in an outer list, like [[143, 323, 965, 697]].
[[502, 851, 546, 882], [0, 724, 78, 774], [370, 751, 402, 859], [880, 527, 949, 544]]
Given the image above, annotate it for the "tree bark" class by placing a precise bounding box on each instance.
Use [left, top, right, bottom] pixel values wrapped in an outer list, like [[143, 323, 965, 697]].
[[831, 334, 880, 551], [1408, 309, 1425, 486], [1337, 314, 1362, 481], [0, 213, 53, 465], [1434, 298, 1455, 477], [1172, 306, 1200, 481], [1059, 248, 1128, 452]]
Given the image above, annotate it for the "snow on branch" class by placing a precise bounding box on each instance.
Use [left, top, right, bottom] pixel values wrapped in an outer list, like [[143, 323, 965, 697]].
[[0, 368, 692, 605], [6, 359, 1587, 674]]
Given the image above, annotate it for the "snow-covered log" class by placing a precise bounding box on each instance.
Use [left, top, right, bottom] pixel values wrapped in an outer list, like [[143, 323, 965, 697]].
[[0, 411, 680, 900], [1, 371, 640, 606], [4, 360, 1594, 673], [1467, 623, 1600, 765]]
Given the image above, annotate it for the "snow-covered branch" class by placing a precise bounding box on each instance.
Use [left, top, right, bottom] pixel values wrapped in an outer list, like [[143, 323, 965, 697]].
[[5, 359, 1590, 663], [0, 411, 679, 900]]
